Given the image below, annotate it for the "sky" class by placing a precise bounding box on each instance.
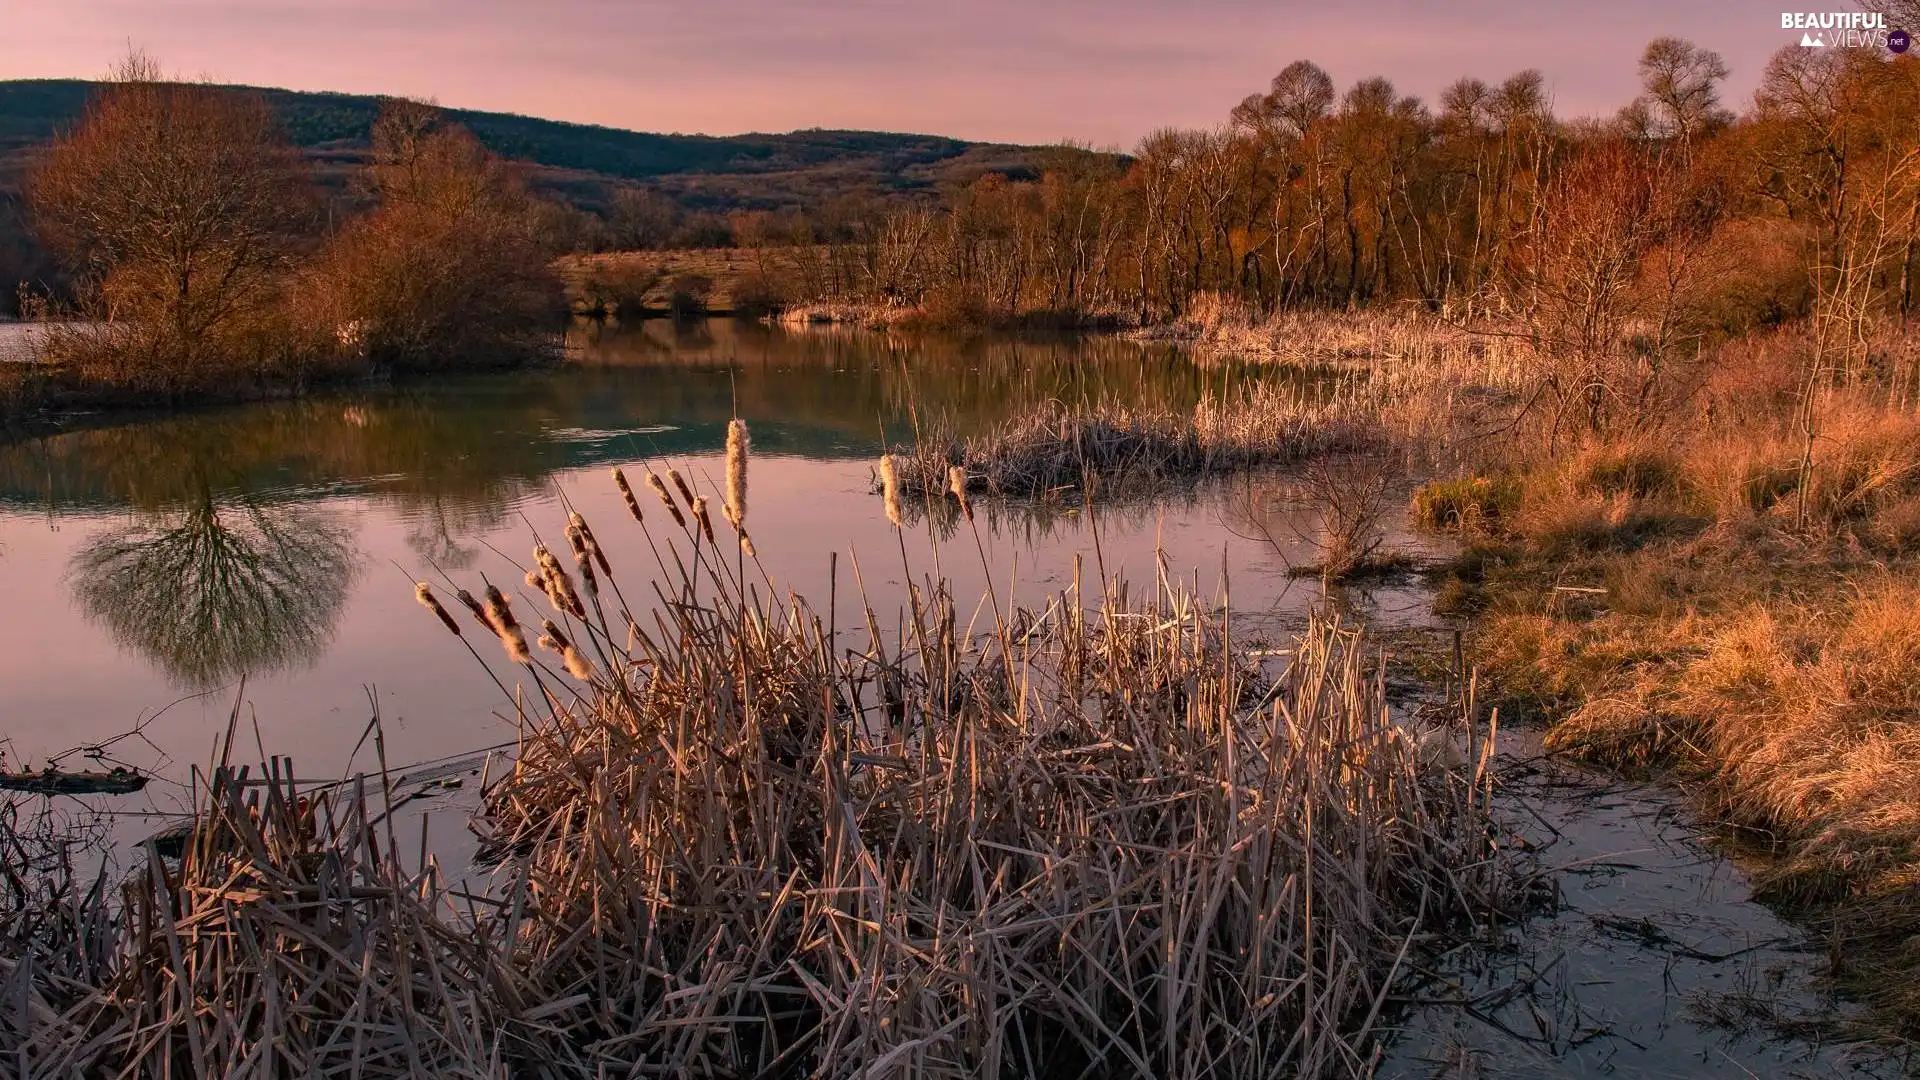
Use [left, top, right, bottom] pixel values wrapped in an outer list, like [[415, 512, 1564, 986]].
[[0, 1, 1823, 147]]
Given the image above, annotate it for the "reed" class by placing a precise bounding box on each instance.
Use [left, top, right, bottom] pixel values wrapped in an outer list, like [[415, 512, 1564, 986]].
[[0, 466, 1518, 1078], [891, 385, 1380, 502]]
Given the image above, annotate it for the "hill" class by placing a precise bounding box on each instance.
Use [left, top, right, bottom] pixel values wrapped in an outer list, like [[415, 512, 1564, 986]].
[[0, 79, 1057, 213], [0, 78, 1097, 313]]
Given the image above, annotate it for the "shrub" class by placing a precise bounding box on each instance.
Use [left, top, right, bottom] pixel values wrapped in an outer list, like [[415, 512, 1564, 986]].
[[306, 105, 562, 370], [1411, 475, 1522, 531], [664, 272, 713, 319], [1575, 444, 1684, 499]]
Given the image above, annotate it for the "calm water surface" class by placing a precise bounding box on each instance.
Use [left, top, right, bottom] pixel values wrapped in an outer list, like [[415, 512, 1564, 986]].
[[0, 319, 1406, 786]]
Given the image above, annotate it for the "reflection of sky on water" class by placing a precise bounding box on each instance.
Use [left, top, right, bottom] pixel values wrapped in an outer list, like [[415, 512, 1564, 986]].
[[0, 321, 1412, 782]]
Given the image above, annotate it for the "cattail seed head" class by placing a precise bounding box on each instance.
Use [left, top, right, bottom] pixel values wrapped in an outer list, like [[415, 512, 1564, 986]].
[[668, 468, 696, 509], [573, 547, 599, 596], [740, 533, 757, 558], [612, 467, 644, 523], [525, 570, 543, 590], [646, 472, 687, 527], [483, 586, 530, 663], [455, 588, 490, 631], [725, 418, 749, 531], [537, 619, 594, 680], [569, 512, 614, 577], [879, 455, 904, 528], [415, 583, 461, 636], [693, 495, 716, 545], [534, 545, 586, 618], [947, 466, 974, 522]]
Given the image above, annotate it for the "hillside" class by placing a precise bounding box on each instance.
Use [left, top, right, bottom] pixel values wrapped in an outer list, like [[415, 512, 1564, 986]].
[[0, 80, 1053, 213]]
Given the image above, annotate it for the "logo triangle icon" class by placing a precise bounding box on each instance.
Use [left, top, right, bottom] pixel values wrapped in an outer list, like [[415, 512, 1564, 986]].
[[1801, 31, 1823, 46]]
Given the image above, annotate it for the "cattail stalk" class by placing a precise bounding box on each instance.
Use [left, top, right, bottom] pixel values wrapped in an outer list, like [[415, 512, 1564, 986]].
[[483, 585, 531, 663], [570, 511, 613, 577], [611, 467, 644, 523], [535, 545, 586, 619], [669, 468, 696, 510], [693, 495, 716, 546], [537, 619, 595, 682], [948, 466, 974, 522], [725, 419, 750, 530]]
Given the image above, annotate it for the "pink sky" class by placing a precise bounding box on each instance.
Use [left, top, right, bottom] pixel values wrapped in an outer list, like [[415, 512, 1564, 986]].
[[1, 1, 1810, 147]]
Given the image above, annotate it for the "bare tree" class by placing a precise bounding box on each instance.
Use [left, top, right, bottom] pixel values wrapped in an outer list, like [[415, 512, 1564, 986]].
[[1634, 38, 1732, 145], [28, 53, 311, 384]]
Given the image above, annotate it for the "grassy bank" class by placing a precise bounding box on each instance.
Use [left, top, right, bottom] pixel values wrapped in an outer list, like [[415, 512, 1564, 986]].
[[0, 433, 1516, 1076], [1402, 323, 1920, 1031]]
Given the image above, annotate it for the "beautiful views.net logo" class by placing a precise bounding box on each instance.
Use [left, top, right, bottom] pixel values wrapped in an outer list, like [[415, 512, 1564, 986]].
[[1781, 11, 1907, 51]]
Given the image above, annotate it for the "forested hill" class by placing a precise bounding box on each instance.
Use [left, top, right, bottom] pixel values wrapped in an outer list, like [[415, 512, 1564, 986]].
[[0, 79, 1057, 207]]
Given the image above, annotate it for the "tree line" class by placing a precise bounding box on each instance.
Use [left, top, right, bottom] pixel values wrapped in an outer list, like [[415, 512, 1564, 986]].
[[735, 38, 1917, 346]]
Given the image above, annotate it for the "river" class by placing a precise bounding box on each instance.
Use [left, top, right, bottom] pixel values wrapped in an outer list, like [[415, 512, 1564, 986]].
[[0, 318, 1902, 1077]]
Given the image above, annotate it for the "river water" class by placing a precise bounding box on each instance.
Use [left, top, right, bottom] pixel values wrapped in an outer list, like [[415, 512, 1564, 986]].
[[0, 318, 1902, 1076]]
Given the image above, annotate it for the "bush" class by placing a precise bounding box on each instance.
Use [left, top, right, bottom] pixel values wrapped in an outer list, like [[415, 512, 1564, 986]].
[[665, 272, 712, 319], [1411, 475, 1522, 531], [306, 109, 562, 371]]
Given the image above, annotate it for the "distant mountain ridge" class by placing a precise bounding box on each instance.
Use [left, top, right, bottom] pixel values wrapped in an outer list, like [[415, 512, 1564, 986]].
[[0, 79, 1055, 210]]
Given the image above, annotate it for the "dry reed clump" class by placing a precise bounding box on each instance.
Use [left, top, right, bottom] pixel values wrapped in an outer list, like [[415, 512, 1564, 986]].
[[0, 424, 1521, 1078], [468, 477, 1515, 1078], [0, 747, 515, 1078], [1410, 475, 1522, 532], [891, 385, 1378, 502]]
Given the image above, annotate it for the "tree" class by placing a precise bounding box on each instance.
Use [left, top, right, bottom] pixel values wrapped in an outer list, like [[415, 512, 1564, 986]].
[[28, 53, 311, 384], [1635, 38, 1732, 144], [310, 99, 561, 369]]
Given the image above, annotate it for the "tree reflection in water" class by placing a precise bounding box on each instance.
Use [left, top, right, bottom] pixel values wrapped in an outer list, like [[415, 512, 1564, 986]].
[[70, 494, 356, 688]]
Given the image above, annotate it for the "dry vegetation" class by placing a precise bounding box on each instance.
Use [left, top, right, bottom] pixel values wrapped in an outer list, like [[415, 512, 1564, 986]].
[[10, 56, 562, 409], [1402, 319, 1920, 1030], [885, 383, 1382, 501], [0, 429, 1519, 1077]]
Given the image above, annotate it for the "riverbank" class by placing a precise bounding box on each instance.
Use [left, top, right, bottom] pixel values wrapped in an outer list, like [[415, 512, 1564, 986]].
[[1400, 325, 1920, 1036]]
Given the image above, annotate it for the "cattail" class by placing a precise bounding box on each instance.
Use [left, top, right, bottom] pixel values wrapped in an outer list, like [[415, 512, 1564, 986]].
[[646, 472, 686, 527], [693, 495, 716, 545], [572, 544, 599, 598], [612, 467, 644, 523], [483, 585, 531, 663], [668, 468, 696, 509], [570, 511, 613, 577], [535, 545, 586, 618], [537, 619, 595, 682], [948, 465, 974, 522], [879, 454, 904, 528], [725, 418, 749, 530], [415, 583, 461, 636], [524, 569, 543, 590], [740, 533, 757, 558], [455, 588, 490, 632]]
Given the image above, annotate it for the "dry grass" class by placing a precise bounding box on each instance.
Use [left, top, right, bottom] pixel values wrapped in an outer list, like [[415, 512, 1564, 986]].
[[0, 426, 1517, 1078], [1425, 362, 1920, 1032], [889, 384, 1381, 502]]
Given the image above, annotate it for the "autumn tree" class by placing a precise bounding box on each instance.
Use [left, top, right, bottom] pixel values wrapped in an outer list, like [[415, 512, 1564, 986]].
[[310, 99, 561, 369], [28, 53, 312, 386]]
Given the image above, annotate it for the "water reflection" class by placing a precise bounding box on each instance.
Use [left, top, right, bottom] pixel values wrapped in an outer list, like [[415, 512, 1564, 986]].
[[0, 320, 1276, 525], [70, 489, 356, 689]]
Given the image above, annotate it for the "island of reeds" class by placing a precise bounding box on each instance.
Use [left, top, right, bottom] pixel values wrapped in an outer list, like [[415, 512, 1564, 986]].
[[0, 433, 1523, 1077]]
